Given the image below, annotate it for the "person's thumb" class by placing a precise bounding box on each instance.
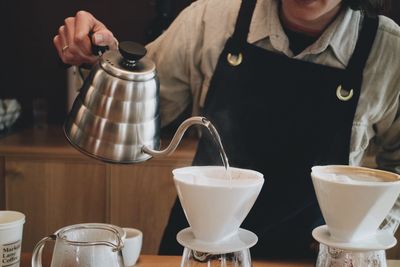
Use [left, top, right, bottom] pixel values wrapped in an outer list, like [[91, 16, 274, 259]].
[[92, 30, 117, 49]]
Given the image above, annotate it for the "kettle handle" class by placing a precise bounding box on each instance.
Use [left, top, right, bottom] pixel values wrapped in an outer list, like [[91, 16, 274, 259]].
[[57, 32, 108, 69], [89, 31, 109, 56], [31, 235, 56, 267]]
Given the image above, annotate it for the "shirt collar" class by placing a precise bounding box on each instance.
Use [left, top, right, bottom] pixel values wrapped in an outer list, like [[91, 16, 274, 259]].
[[327, 8, 362, 66], [247, 0, 361, 66], [248, 0, 289, 51]]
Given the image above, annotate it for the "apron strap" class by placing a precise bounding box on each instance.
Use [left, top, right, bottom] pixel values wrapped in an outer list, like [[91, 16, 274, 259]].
[[230, 0, 257, 54], [343, 16, 379, 91]]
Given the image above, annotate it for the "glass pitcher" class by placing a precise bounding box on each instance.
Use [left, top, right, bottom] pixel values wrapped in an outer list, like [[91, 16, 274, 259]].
[[32, 223, 134, 267], [316, 244, 387, 267], [180, 247, 252, 267]]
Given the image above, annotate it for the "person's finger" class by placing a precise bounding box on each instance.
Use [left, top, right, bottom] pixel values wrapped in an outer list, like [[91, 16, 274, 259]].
[[53, 35, 64, 60], [64, 16, 96, 61], [61, 44, 97, 65], [71, 45, 98, 64], [74, 11, 100, 53], [59, 25, 75, 57], [57, 25, 68, 48], [54, 34, 79, 65], [63, 17, 75, 48], [57, 25, 72, 62], [54, 31, 93, 65], [54, 33, 74, 64], [74, 11, 116, 49]]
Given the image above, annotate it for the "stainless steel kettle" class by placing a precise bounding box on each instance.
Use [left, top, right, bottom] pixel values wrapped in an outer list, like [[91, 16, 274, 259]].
[[64, 41, 210, 163]]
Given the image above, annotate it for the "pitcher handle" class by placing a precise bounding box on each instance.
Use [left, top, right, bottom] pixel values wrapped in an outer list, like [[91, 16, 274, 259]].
[[31, 235, 56, 267]]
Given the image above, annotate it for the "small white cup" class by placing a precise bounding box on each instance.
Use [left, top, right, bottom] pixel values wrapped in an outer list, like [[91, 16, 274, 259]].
[[0, 210, 25, 267], [122, 228, 143, 267]]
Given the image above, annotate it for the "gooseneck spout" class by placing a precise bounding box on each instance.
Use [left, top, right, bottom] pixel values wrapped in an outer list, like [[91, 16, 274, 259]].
[[142, 116, 210, 158]]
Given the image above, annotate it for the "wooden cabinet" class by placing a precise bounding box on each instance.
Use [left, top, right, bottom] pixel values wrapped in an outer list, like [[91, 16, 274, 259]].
[[4, 158, 107, 251], [0, 126, 197, 253], [108, 145, 195, 253], [109, 160, 186, 253]]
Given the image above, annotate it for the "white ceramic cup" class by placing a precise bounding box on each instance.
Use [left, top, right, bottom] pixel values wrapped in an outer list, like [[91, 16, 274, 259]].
[[122, 228, 143, 267], [0, 210, 25, 267], [173, 166, 264, 243], [311, 165, 400, 243]]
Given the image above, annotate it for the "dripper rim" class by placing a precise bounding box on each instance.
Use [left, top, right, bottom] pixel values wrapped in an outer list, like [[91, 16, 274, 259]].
[[173, 166, 264, 188], [311, 165, 400, 186]]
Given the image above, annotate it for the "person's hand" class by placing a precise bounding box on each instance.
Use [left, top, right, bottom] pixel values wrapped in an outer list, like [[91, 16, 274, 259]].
[[53, 11, 118, 66]]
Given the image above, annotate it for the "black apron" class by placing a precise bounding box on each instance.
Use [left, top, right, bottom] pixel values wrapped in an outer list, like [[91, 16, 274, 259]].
[[159, 0, 378, 259]]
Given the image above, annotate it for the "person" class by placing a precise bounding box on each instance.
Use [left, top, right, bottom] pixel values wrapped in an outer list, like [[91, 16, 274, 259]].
[[54, 0, 400, 259]]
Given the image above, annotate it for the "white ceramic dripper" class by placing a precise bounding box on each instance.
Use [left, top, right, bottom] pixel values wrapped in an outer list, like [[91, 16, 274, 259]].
[[173, 166, 264, 245], [311, 165, 400, 244]]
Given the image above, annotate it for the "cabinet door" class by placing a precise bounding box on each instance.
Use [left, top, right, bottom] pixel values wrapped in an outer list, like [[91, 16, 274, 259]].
[[109, 157, 192, 254], [5, 158, 107, 252]]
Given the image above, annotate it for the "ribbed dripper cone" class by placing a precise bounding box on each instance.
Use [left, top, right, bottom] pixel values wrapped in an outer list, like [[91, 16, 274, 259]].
[[173, 166, 264, 243], [311, 165, 400, 243]]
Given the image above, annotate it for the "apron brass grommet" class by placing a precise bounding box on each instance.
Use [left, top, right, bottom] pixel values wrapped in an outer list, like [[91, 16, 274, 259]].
[[336, 85, 354, 101], [227, 53, 243, 66]]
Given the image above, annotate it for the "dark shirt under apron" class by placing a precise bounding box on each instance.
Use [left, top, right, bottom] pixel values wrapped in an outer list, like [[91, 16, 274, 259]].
[[160, 0, 378, 259], [283, 27, 318, 56]]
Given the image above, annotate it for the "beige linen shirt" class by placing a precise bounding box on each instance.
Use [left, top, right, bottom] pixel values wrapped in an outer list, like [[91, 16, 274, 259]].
[[146, 0, 400, 231]]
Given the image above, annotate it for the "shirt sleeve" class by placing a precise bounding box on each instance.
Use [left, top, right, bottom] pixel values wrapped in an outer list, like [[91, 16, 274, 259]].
[[376, 102, 400, 234], [370, 18, 400, 234], [145, 1, 207, 127], [375, 105, 400, 173]]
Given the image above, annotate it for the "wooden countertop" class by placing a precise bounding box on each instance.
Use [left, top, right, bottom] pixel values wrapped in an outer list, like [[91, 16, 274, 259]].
[[22, 253, 313, 267], [21, 253, 400, 267], [0, 126, 76, 156], [0, 126, 198, 160]]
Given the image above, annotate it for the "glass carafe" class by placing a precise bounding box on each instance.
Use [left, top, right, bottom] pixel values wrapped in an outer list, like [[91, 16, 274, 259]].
[[316, 244, 387, 267], [180, 247, 252, 267], [32, 223, 128, 267]]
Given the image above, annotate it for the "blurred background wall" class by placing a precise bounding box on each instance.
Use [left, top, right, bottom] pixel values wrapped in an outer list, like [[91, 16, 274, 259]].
[[0, 0, 193, 128], [0, 0, 398, 129]]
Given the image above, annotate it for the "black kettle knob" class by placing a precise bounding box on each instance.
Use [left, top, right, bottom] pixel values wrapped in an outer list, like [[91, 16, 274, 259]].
[[119, 41, 147, 62]]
